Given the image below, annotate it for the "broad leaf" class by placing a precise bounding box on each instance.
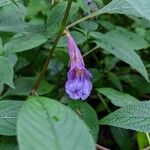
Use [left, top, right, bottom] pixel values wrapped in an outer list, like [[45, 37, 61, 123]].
[[69, 101, 99, 141], [0, 100, 23, 136], [17, 96, 95, 150], [90, 32, 149, 82], [105, 27, 149, 51], [97, 88, 138, 107], [4, 30, 47, 53], [99, 101, 150, 133], [97, 0, 150, 21]]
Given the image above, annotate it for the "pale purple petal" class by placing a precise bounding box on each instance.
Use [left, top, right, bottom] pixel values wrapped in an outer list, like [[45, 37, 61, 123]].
[[65, 68, 92, 100], [65, 33, 93, 100]]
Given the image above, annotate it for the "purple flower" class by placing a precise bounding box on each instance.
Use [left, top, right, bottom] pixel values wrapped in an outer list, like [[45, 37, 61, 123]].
[[65, 32, 92, 100]]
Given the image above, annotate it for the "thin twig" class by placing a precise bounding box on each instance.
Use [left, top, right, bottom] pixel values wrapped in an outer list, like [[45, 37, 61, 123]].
[[66, 11, 98, 29], [83, 46, 98, 57], [30, 0, 73, 95], [96, 144, 110, 150], [97, 93, 111, 113]]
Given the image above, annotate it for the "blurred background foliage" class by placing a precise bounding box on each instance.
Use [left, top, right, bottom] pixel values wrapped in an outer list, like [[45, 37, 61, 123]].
[[0, 0, 150, 149]]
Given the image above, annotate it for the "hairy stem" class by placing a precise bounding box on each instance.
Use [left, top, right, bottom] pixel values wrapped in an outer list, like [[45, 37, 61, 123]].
[[30, 0, 73, 95]]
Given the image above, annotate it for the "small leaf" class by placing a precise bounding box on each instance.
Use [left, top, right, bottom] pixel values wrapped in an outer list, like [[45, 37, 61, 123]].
[[0, 2, 27, 32], [97, 88, 138, 107], [17, 96, 95, 150], [77, 0, 91, 14], [0, 0, 18, 7], [69, 101, 99, 141], [0, 100, 23, 136], [0, 56, 14, 88], [137, 132, 149, 150], [99, 101, 150, 133], [47, 2, 79, 38]]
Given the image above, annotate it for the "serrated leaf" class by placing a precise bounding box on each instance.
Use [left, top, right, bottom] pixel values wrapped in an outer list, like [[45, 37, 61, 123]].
[[99, 101, 150, 133], [69, 101, 99, 141], [96, 0, 150, 21], [90, 32, 149, 82], [0, 56, 14, 88], [0, 0, 18, 7], [17, 96, 95, 150], [105, 27, 149, 50], [0, 100, 23, 136], [97, 88, 138, 107], [4, 31, 48, 53]]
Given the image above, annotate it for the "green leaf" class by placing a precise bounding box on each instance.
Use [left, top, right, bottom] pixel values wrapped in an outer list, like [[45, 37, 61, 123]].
[[99, 101, 150, 133], [108, 72, 123, 91], [79, 21, 99, 32], [105, 27, 149, 51], [69, 101, 99, 141], [4, 77, 54, 97], [90, 32, 149, 82], [47, 2, 79, 38], [0, 56, 14, 88], [77, 0, 91, 14], [27, 0, 49, 18], [97, 0, 150, 21], [137, 132, 149, 150], [4, 31, 48, 53], [0, 2, 27, 32], [17, 96, 95, 150], [0, 0, 18, 7], [110, 127, 132, 150], [0, 100, 23, 136], [71, 31, 87, 44], [120, 75, 150, 94], [97, 88, 138, 107]]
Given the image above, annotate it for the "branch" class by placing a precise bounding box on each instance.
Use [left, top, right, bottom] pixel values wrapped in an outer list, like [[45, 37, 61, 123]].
[[96, 144, 110, 150], [30, 0, 73, 95]]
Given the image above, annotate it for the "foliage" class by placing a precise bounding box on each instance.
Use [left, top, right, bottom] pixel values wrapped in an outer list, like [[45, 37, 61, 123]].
[[0, 0, 150, 149]]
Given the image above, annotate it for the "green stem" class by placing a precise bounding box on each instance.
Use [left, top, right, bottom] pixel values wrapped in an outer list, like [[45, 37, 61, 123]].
[[30, 0, 73, 95], [66, 11, 99, 29], [97, 93, 111, 113], [83, 46, 98, 57]]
